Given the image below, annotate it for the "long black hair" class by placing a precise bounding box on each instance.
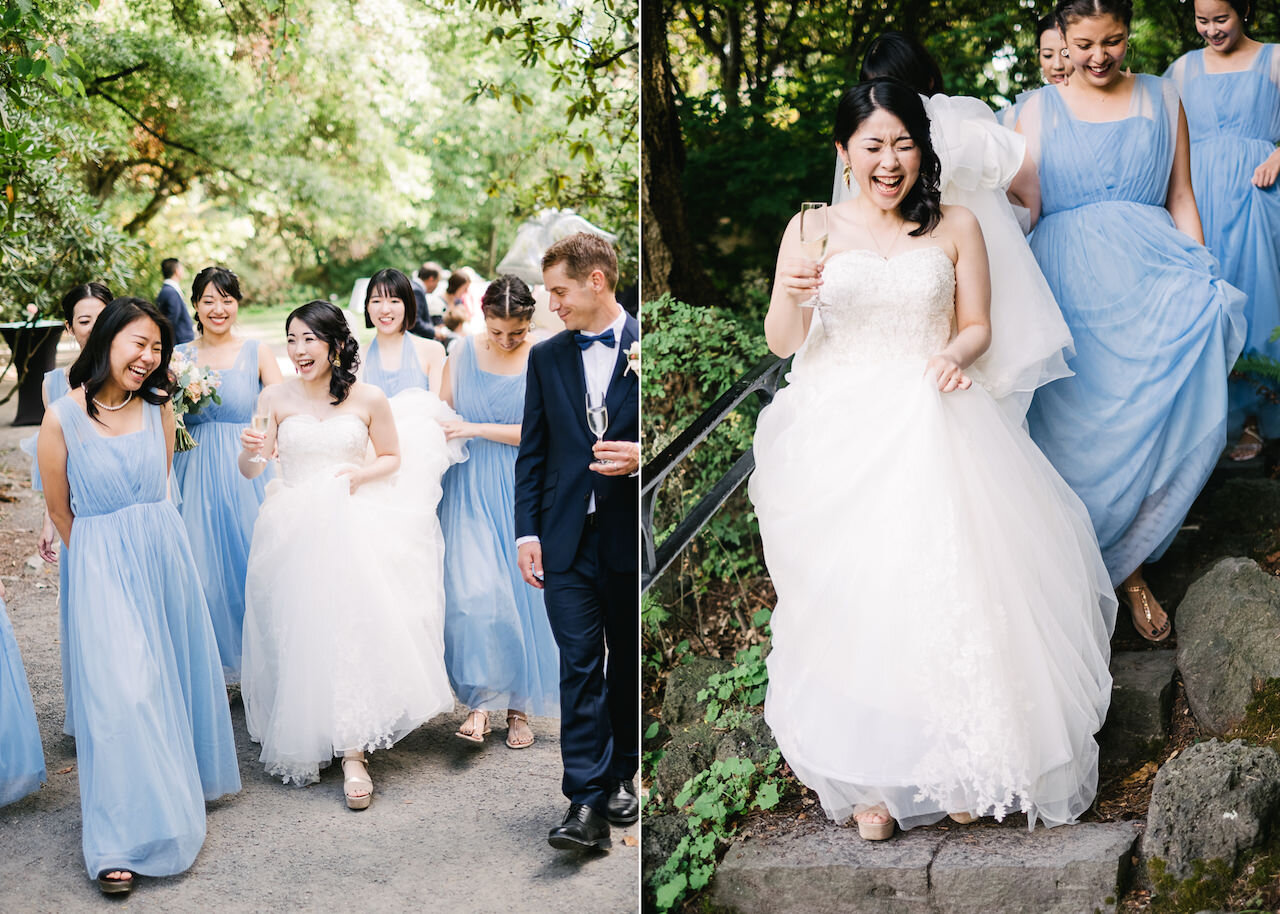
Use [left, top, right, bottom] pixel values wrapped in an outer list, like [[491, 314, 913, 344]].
[[363, 268, 416, 332], [287, 300, 360, 405], [833, 79, 943, 237], [59, 282, 113, 325], [859, 32, 944, 96], [480, 275, 537, 321], [1056, 0, 1133, 32], [69, 297, 174, 423], [190, 266, 243, 334]]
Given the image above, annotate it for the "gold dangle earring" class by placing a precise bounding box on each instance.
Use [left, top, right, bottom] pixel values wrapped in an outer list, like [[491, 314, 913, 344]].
[[842, 161, 852, 190]]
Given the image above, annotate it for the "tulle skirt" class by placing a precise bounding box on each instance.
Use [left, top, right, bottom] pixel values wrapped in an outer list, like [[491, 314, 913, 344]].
[[1191, 135, 1280, 438], [241, 391, 463, 786], [0, 599, 45, 807], [173, 420, 270, 682], [750, 357, 1116, 829], [1028, 200, 1246, 583], [65, 502, 240, 876]]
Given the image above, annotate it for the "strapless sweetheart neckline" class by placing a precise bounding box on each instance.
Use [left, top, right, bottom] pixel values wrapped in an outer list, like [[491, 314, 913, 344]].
[[825, 246, 952, 267]]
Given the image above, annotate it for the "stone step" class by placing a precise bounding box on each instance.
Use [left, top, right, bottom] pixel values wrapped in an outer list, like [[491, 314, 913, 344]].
[[1098, 650, 1177, 773], [711, 820, 1142, 914]]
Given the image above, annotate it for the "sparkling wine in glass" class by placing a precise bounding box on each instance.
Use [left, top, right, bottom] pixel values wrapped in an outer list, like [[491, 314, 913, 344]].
[[586, 392, 610, 466], [249, 412, 270, 464], [798, 202, 829, 309]]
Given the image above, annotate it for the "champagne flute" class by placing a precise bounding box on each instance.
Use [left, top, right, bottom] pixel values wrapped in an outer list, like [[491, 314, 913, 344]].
[[798, 202, 829, 309], [249, 411, 270, 464], [586, 392, 610, 466]]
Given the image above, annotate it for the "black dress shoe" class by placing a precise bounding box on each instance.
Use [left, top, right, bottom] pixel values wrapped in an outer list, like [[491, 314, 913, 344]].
[[606, 779, 639, 825], [548, 802, 611, 851]]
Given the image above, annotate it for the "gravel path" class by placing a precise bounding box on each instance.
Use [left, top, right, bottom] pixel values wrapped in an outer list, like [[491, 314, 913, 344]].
[[0, 392, 638, 913]]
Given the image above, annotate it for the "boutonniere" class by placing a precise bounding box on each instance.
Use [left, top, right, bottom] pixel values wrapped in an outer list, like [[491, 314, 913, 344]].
[[625, 340, 640, 378]]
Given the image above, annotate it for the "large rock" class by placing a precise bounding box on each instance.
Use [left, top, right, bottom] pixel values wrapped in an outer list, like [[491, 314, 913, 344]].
[[650, 721, 717, 803], [1176, 557, 1280, 734], [641, 813, 687, 887], [1098, 651, 1177, 772], [711, 822, 1140, 914], [1144, 738, 1280, 880], [715, 713, 778, 767], [661, 655, 734, 727]]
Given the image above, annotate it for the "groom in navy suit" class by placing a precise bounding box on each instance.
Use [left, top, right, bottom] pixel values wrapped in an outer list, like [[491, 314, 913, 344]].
[[515, 233, 639, 851]]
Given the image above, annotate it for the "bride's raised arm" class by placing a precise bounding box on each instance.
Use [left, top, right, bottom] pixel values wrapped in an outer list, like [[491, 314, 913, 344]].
[[764, 212, 820, 358]]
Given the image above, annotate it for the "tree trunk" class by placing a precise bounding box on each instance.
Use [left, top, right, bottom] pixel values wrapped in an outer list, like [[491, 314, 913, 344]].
[[641, 0, 720, 306]]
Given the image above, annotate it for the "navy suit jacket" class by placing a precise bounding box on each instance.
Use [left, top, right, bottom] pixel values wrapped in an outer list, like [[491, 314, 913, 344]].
[[515, 312, 639, 575], [155, 283, 195, 345]]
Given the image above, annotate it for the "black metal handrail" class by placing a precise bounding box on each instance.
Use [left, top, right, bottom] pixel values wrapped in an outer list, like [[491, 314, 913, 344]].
[[641, 354, 789, 592]]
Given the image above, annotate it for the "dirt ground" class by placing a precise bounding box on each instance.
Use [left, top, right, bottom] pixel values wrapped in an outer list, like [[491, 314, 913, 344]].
[[0, 365, 638, 913]]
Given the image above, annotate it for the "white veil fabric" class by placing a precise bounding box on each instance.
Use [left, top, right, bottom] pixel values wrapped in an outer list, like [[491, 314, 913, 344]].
[[832, 92, 1073, 424]]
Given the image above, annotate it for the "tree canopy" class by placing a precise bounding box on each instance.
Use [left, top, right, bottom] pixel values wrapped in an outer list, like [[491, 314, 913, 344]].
[[643, 0, 1279, 306], [0, 0, 637, 320]]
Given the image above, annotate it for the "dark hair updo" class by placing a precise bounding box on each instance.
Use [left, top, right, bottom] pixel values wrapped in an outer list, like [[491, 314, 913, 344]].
[[1036, 12, 1060, 42], [363, 268, 416, 332], [286, 300, 360, 405], [59, 282, 113, 326], [833, 79, 943, 237], [190, 266, 243, 334], [859, 32, 944, 96], [480, 275, 537, 322], [1056, 0, 1133, 33], [70, 297, 175, 422]]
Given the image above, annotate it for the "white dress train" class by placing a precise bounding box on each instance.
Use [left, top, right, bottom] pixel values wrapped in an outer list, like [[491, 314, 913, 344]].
[[751, 245, 1116, 830]]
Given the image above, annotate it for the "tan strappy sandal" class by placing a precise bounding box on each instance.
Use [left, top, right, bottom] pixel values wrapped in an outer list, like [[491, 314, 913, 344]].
[[455, 709, 491, 744], [505, 710, 534, 749]]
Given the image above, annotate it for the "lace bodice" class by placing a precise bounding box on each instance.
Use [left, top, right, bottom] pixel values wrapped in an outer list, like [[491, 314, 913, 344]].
[[275, 414, 369, 486], [805, 247, 956, 369]]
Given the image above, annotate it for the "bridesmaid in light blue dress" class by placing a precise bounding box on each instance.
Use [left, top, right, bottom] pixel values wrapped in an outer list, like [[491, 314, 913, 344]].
[[1019, 0, 1246, 641], [23, 282, 110, 738], [0, 586, 46, 808], [37, 298, 239, 895], [1165, 1, 1280, 457], [362, 267, 447, 395], [174, 267, 282, 680], [440, 276, 558, 749]]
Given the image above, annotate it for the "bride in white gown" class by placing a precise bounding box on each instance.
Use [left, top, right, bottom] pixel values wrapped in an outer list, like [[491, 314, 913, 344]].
[[238, 300, 454, 809], [752, 79, 1116, 838]]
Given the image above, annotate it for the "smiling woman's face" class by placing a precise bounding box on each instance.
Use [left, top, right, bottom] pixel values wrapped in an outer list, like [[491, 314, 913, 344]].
[[1038, 27, 1074, 84], [286, 317, 332, 381], [840, 107, 922, 213], [1062, 13, 1129, 89], [108, 316, 163, 391]]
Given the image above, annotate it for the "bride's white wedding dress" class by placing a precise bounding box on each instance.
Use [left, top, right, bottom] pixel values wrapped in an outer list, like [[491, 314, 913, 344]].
[[750, 246, 1116, 830], [241, 413, 455, 785]]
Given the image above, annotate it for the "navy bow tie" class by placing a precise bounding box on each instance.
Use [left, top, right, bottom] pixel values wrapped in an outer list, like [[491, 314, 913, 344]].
[[574, 329, 616, 350]]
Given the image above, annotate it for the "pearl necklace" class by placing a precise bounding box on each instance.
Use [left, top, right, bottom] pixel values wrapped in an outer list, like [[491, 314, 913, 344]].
[[92, 390, 133, 412]]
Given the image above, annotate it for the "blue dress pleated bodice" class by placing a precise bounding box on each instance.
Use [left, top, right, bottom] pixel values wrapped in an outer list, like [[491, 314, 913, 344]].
[[53, 397, 240, 877], [440, 338, 559, 715], [1167, 45, 1280, 436], [173, 339, 270, 681], [0, 597, 46, 807], [1025, 75, 1247, 583], [364, 334, 429, 397]]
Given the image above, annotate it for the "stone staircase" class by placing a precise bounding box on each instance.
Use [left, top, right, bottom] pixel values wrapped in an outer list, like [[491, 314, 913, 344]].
[[647, 470, 1280, 913]]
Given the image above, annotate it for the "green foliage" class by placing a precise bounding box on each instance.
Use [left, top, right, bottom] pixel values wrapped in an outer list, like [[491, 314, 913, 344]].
[[650, 750, 786, 913], [1227, 677, 1280, 753], [641, 294, 771, 617], [0, 1, 141, 322], [1148, 849, 1280, 914], [697, 642, 769, 730]]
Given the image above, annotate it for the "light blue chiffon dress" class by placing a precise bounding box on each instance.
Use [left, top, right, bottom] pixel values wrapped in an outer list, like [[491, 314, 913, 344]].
[[364, 334, 429, 394], [1023, 75, 1247, 584], [51, 397, 240, 878], [24, 369, 78, 736], [0, 597, 46, 807], [440, 338, 559, 715], [1167, 45, 1280, 437], [173, 339, 270, 681]]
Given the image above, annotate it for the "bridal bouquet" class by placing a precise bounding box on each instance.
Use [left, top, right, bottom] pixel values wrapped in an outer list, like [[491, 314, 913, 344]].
[[170, 350, 222, 452]]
